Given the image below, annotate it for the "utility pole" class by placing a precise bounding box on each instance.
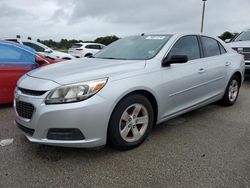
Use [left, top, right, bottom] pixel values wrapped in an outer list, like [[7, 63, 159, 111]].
[[201, 0, 207, 33]]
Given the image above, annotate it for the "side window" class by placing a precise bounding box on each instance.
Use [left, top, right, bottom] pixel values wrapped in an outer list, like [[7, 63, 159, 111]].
[[23, 42, 45, 52], [6, 39, 19, 43], [169, 36, 200, 61], [85, 45, 92, 49], [201, 37, 221, 57], [218, 42, 227, 54], [95, 45, 102, 49], [85, 45, 101, 50], [0, 44, 35, 64]]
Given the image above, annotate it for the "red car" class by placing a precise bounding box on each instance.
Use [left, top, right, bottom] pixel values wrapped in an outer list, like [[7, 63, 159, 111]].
[[0, 41, 63, 104]]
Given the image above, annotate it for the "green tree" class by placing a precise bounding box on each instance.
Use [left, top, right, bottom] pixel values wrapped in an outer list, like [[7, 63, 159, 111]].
[[219, 31, 236, 41], [94, 35, 119, 45]]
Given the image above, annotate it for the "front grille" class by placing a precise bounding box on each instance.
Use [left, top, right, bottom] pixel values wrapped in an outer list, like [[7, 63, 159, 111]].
[[47, 129, 85, 140], [18, 87, 47, 96], [242, 52, 250, 61], [16, 101, 35, 120], [16, 122, 34, 136], [243, 48, 250, 53]]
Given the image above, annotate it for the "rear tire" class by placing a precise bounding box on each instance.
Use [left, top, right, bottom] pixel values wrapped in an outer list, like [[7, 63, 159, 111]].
[[108, 94, 154, 150], [220, 75, 240, 106]]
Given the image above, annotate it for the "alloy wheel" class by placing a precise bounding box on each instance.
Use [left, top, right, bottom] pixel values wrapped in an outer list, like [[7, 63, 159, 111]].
[[119, 104, 149, 142]]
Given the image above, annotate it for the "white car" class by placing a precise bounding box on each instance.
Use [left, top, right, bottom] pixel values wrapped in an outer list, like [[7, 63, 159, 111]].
[[68, 43, 105, 58], [229, 30, 250, 74], [3, 38, 75, 60]]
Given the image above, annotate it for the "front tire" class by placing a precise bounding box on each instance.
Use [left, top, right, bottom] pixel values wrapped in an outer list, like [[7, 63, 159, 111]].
[[221, 75, 240, 106], [108, 94, 154, 150]]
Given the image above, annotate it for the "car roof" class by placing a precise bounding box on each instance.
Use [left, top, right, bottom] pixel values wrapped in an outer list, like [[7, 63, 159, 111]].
[[0, 40, 36, 54]]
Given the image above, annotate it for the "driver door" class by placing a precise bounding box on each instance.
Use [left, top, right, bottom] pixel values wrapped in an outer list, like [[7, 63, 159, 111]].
[[160, 35, 209, 118]]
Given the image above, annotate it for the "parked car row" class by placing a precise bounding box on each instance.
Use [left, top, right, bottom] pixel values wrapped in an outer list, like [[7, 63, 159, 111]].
[[0, 41, 63, 104], [0, 38, 105, 104], [3, 38, 75, 60], [3, 38, 106, 59]]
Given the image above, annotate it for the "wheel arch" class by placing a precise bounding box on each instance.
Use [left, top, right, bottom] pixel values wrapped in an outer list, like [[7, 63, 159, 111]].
[[232, 71, 243, 87], [84, 53, 93, 57], [108, 89, 159, 128]]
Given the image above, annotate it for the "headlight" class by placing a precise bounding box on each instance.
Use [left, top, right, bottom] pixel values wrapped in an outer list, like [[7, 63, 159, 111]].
[[45, 78, 108, 104], [233, 47, 244, 54]]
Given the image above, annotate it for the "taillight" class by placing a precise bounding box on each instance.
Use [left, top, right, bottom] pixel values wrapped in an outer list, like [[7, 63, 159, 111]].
[[76, 48, 83, 51]]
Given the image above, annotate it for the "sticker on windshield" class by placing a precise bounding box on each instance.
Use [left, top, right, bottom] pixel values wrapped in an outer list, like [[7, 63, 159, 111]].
[[146, 36, 166, 40]]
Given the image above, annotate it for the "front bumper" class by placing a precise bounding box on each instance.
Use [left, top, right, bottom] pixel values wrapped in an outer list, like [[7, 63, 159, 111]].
[[14, 93, 112, 148]]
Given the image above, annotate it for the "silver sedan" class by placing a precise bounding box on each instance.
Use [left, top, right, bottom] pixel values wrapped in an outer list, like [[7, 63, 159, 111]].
[[14, 33, 245, 150]]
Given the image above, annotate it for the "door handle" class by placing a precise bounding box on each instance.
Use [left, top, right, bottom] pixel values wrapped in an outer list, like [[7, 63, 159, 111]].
[[225, 62, 231, 66], [198, 68, 205, 74]]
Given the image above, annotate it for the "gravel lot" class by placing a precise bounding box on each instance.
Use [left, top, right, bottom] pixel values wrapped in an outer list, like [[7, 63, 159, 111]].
[[0, 80, 250, 188]]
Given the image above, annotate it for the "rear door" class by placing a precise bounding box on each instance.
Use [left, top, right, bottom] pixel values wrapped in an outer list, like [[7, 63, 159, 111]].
[[0, 44, 37, 104], [199, 36, 228, 98]]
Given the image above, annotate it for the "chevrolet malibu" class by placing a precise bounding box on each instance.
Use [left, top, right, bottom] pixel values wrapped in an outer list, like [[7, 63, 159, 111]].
[[14, 34, 245, 150]]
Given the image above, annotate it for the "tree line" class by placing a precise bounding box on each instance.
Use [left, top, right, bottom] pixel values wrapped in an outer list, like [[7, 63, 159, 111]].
[[16, 31, 239, 50], [16, 35, 119, 49], [38, 35, 119, 49]]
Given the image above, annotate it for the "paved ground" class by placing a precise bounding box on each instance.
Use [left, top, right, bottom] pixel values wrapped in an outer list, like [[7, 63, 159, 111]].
[[0, 81, 250, 188]]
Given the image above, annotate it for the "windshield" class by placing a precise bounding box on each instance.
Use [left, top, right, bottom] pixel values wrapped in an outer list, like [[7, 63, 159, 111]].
[[233, 31, 250, 42], [94, 35, 172, 60]]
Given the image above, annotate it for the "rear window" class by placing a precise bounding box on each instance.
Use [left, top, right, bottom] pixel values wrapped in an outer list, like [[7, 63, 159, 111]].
[[0, 44, 35, 64], [201, 36, 221, 57], [71, 44, 83, 48], [85, 45, 102, 50], [23, 42, 45, 52], [6, 39, 19, 43]]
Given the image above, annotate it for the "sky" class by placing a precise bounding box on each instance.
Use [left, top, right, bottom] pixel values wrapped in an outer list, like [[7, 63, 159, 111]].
[[0, 0, 249, 41]]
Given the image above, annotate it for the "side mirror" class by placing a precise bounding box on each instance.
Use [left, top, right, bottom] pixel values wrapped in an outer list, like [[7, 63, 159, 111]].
[[225, 39, 231, 43], [162, 55, 188, 67], [44, 48, 53, 53]]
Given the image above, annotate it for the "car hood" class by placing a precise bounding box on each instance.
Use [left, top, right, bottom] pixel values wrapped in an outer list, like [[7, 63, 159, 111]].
[[27, 58, 146, 85], [42, 50, 74, 59], [229, 41, 250, 48]]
